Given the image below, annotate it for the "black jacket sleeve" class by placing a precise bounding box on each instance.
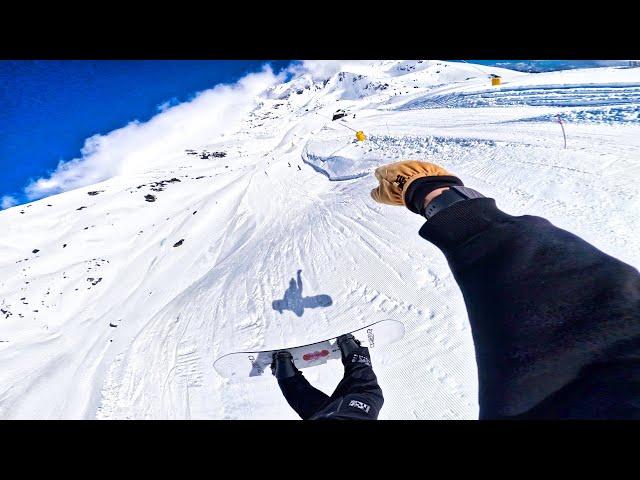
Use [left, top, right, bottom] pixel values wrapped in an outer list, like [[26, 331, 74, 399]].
[[418, 197, 640, 419]]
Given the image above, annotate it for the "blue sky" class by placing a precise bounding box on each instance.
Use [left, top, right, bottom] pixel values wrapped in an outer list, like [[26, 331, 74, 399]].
[[0, 60, 291, 208], [0, 60, 626, 208]]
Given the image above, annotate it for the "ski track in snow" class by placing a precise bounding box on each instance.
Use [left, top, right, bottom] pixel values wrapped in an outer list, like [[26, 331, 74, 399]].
[[1, 61, 639, 419]]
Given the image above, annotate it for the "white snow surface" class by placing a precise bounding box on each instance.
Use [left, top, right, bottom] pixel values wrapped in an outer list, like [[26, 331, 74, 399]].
[[1, 60, 639, 419]]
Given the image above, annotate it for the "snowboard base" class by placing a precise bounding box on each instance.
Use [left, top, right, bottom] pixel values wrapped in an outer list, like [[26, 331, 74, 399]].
[[213, 319, 404, 379]]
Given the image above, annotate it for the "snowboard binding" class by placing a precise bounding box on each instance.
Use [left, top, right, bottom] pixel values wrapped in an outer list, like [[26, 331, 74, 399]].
[[271, 351, 299, 379], [336, 333, 362, 363]]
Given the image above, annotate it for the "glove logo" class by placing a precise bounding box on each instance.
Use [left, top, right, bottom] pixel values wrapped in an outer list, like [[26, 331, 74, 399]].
[[394, 175, 407, 190], [348, 400, 371, 413], [351, 354, 371, 366]]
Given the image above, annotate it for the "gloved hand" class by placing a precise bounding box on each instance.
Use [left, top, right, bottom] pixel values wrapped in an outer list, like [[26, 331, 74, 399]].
[[370, 160, 463, 214]]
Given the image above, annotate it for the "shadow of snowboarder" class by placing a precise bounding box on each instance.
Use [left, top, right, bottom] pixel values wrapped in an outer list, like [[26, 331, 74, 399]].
[[272, 270, 332, 317]]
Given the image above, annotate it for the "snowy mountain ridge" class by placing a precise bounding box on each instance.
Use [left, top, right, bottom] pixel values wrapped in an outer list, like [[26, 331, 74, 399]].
[[1, 60, 639, 419]]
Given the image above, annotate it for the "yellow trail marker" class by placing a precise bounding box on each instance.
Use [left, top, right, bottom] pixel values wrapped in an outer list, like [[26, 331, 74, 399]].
[[356, 131, 366, 141]]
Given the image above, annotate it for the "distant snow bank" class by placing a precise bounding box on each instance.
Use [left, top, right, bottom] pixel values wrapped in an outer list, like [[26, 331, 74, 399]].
[[302, 136, 375, 181]]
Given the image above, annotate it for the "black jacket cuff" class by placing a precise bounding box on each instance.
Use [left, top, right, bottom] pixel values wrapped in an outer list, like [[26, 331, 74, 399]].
[[404, 176, 464, 214], [418, 198, 512, 251]]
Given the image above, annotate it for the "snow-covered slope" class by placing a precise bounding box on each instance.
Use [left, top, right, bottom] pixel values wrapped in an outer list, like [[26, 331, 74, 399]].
[[1, 60, 639, 419]]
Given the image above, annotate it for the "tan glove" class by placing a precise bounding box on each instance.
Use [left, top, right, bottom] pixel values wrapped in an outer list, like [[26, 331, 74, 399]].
[[370, 161, 453, 206]]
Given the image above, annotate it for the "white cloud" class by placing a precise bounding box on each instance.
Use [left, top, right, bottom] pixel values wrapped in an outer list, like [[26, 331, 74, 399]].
[[288, 60, 381, 81], [25, 65, 284, 200], [1, 195, 18, 209]]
